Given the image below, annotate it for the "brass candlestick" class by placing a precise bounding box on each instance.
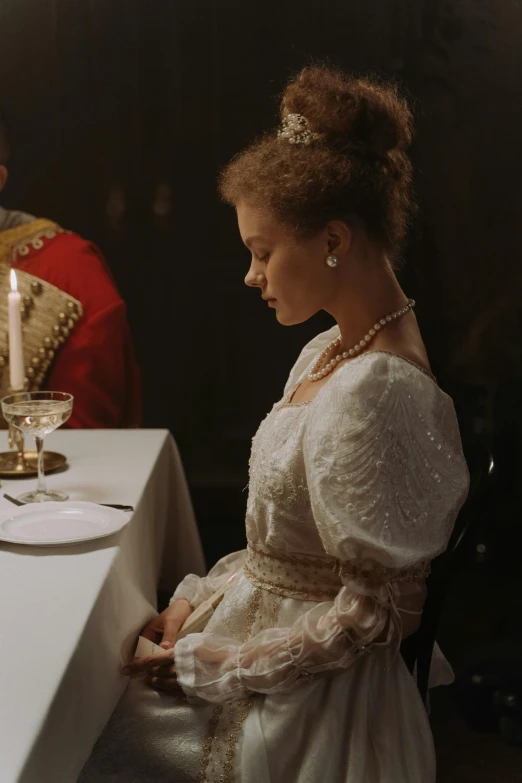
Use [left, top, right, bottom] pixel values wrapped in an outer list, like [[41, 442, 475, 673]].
[[0, 387, 30, 474]]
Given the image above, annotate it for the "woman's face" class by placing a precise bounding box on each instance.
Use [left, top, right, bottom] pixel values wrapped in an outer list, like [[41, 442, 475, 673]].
[[238, 201, 338, 326]]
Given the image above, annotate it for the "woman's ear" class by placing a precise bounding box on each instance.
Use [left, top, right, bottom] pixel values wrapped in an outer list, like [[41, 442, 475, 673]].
[[326, 220, 353, 257]]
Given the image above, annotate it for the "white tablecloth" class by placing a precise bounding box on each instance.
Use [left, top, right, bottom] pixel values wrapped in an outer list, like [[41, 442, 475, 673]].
[[0, 429, 205, 783]]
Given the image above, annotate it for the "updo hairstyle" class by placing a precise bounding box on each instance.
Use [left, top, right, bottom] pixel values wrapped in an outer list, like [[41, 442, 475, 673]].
[[219, 65, 415, 267]]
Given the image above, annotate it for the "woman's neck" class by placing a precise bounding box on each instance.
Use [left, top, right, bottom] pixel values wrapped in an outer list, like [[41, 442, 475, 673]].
[[326, 256, 409, 353]]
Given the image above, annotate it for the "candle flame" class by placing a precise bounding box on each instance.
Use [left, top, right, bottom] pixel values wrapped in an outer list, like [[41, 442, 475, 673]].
[[10, 269, 18, 292]]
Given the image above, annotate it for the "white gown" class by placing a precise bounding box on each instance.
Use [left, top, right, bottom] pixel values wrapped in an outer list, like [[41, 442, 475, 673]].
[[80, 326, 470, 783]]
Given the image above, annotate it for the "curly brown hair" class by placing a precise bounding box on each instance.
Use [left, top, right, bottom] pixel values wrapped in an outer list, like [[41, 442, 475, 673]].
[[219, 65, 416, 267]]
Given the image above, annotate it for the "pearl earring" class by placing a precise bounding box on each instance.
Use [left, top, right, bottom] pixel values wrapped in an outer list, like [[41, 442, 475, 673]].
[[326, 255, 338, 268]]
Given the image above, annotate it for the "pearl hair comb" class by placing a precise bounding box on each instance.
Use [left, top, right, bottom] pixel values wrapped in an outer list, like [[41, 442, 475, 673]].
[[277, 113, 318, 146]]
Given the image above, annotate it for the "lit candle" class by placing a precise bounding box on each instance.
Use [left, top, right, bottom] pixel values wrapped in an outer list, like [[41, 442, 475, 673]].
[[8, 269, 24, 391]]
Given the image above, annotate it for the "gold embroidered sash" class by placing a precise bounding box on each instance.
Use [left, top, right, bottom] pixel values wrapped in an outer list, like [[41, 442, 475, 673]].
[[244, 543, 430, 600], [244, 544, 340, 600]]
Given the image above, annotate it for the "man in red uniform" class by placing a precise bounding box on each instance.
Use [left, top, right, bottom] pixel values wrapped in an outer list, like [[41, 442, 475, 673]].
[[0, 108, 141, 428]]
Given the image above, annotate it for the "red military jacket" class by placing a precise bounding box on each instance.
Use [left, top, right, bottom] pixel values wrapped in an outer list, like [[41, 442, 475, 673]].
[[0, 218, 141, 428]]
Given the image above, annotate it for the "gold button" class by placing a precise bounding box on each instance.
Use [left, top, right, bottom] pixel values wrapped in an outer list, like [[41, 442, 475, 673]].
[[61, 326, 69, 337], [58, 312, 67, 324], [0, 356, 5, 368], [53, 325, 61, 336], [38, 347, 46, 357], [23, 295, 33, 307], [31, 281, 42, 295], [27, 367, 35, 378], [31, 357, 41, 368], [67, 318, 75, 330], [44, 337, 52, 348]]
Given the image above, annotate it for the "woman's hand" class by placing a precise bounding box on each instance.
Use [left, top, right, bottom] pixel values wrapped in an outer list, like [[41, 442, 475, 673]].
[[123, 649, 182, 695], [140, 598, 194, 650], [125, 600, 193, 694]]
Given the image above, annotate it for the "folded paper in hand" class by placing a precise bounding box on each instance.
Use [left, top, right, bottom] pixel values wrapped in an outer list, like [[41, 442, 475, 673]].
[[134, 636, 166, 659]]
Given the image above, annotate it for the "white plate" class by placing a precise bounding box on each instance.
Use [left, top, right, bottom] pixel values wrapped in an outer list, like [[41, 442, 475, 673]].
[[0, 501, 130, 546]]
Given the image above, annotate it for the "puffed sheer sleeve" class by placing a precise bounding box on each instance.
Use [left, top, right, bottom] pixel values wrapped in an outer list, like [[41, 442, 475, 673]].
[[175, 356, 469, 703], [170, 550, 247, 610]]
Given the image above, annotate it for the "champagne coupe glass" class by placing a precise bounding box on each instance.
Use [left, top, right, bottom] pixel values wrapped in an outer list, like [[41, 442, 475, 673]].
[[2, 391, 73, 503]]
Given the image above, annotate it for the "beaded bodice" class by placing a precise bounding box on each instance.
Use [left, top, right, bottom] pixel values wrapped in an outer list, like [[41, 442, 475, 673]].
[[246, 335, 469, 574]]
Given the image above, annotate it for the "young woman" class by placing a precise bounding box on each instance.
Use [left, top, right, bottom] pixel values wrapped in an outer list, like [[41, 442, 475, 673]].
[[81, 65, 469, 783]]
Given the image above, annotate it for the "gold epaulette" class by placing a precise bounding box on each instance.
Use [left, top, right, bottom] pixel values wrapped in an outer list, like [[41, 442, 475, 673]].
[[0, 266, 82, 400], [0, 218, 70, 265]]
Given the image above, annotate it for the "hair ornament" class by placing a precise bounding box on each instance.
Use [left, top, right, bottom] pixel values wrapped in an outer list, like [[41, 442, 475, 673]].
[[277, 113, 318, 146]]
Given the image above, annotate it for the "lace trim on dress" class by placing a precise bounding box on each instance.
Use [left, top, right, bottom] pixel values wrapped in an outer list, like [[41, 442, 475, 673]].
[[197, 706, 223, 783], [198, 588, 283, 783]]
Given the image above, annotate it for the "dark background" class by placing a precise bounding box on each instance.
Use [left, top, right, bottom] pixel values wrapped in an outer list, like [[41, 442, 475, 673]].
[[1, 3, 522, 778]]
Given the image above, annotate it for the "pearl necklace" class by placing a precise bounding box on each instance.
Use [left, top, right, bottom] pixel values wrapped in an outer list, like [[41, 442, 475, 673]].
[[307, 299, 416, 382]]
